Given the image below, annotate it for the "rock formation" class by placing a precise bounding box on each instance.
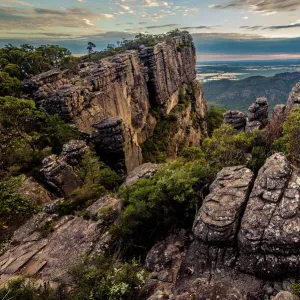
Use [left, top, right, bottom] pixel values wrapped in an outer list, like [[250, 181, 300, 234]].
[[287, 83, 300, 110], [272, 104, 287, 122], [24, 32, 207, 173], [246, 97, 269, 132], [0, 195, 120, 287], [224, 110, 247, 132], [40, 140, 87, 196], [123, 162, 159, 187]]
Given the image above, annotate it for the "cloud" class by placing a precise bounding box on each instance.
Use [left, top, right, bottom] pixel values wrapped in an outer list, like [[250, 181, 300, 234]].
[[145, 23, 178, 29], [180, 26, 215, 30], [263, 22, 300, 30], [210, 0, 300, 12], [0, 5, 114, 31]]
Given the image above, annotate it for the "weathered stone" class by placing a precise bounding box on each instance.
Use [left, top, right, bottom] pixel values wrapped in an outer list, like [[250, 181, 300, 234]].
[[238, 153, 300, 277], [40, 155, 83, 196], [0, 199, 114, 287], [17, 175, 54, 205], [287, 83, 300, 110], [246, 97, 268, 132], [146, 230, 188, 295], [273, 104, 287, 121], [193, 166, 254, 245], [123, 163, 159, 187], [92, 117, 142, 173], [60, 139, 88, 166], [272, 291, 299, 300], [25, 32, 207, 173], [224, 110, 247, 132]]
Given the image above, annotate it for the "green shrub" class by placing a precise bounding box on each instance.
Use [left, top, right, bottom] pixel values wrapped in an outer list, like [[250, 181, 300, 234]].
[[70, 255, 148, 300], [0, 178, 40, 242], [292, 283, 300, 297], [207, 105, 226, 136], [276, 108, 300, 166], [202, 124, 257, 168], [0, 96, 79, 174], [111, 159, 217, 257], [0, 278, 69, 300]]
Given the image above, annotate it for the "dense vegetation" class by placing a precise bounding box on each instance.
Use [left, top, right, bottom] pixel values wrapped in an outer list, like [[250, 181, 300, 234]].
[[203, 72, 300, 113], [86, 29, 187, 61]]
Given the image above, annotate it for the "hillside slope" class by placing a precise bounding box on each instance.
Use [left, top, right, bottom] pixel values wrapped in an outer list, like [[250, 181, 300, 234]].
[[203, 71, 300, 112]]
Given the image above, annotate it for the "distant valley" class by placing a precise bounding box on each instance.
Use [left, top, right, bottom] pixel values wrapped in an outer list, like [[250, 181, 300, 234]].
[[202, 71, 300, 113]]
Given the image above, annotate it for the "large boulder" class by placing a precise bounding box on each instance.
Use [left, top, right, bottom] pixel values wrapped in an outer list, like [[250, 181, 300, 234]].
[[17, 176, 54, 205], [224, 110, 247, 132], [40, 140, 88, 196], [246, 97, 269, 132], [238, 153, 300, 277], [92, 117, 142, 174], [193, 166, 254, 245], [123, 163, 159, 187], [287, 83, 300, 110]]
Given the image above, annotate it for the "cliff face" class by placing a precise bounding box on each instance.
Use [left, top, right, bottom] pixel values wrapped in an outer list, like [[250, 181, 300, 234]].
[[25, 32, 207, 173]]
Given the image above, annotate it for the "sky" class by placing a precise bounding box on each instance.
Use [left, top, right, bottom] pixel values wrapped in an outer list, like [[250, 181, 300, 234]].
[[1, 0, 300, 61]]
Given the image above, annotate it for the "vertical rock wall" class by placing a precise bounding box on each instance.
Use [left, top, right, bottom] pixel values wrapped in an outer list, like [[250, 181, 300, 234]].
[[25, 32, 207, 173]]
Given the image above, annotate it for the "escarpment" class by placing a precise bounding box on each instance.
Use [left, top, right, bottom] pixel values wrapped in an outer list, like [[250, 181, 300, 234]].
[[24, 32, 207, 173]]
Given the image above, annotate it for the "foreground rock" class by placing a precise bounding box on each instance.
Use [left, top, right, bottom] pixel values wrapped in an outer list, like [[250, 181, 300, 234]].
[[238, 153, 300, 278], [123, 162, 159, 187], [40, 140, 87, 196], [287, 83, 300, 110], [224, 110, 247, 132], [0, 195, 120, 288], [246, 97, 269, 132], [193, 166, 254, 245], [25, 32, 207, 173]]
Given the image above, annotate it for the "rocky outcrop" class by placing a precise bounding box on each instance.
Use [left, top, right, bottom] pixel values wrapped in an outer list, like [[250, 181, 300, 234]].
[[92, 117, 142, 174], [17, 175, 54, 205], [193, 166, 254, 245], [123, 162, 159, 187], [287, 83, 300, 110], [0, 195, 120, 287], [40, 140, 87, 196], [25, 32, 207, 173], [246, 97, 269, 132], [273, 104, 286, 121], [224, 110, 247, 132], [238, 153, 300, 278], [173, 154, 300, 298]]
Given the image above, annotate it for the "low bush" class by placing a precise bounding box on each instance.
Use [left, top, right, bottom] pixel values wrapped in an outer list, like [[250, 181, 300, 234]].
[[111, 158, 217, 257], [0, 177, 40, 242], [0, 278, 69, 300], [202, 124, 258, 169], [70, 255, 148, 300], [206, 105, 226, 136]]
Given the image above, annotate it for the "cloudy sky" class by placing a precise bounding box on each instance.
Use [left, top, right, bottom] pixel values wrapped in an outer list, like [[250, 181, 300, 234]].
[[1, 0, 300, 61]]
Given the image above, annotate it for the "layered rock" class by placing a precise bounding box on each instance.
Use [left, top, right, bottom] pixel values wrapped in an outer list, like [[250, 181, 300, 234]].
[[273, 104, 286, 121], [40, 140, 87, 196], [92, 117, 142, 173], [123, 162, 159, 187], [0, 195, 120, 287], [193, 166, 254, 245], [224, 110, 247, 132], [25, 32, 207, 173], [238, 153, 300, 278], [246, 97, 269, 132], [287, 83, 300, 110]]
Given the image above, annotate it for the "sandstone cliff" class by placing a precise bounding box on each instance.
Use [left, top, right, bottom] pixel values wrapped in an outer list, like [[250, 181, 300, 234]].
[[24, 32, 207, 173]]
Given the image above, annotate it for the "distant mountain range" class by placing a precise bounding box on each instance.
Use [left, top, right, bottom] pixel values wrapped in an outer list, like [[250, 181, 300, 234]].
[[202, 72, 300, 113]]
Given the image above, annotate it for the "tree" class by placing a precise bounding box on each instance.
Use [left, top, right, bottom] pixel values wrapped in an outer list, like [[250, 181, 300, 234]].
[[87, 42, 96, 57], [0, 72, 22, 96], [207, 105, 226, 136]]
